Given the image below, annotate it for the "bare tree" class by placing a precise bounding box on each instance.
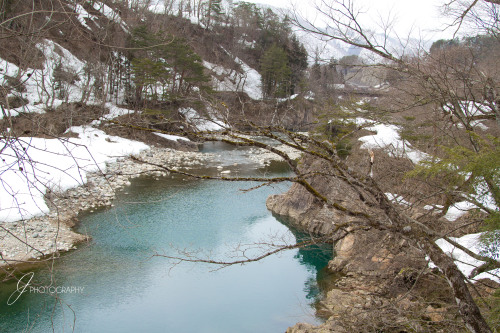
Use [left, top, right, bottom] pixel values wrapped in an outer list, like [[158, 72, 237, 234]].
[[107, 0, 500, 332], [0, 0, 498, 331], [288, 1, 498, 331]]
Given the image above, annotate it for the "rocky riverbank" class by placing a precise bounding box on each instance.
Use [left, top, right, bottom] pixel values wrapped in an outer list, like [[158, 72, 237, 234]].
[[0, 139, 300, 271], [267, 154, 470, 332], [0, 146, 219, 270]]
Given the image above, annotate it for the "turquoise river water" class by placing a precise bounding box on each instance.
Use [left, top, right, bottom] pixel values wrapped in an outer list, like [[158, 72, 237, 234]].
[[0, 142, 331, 333]]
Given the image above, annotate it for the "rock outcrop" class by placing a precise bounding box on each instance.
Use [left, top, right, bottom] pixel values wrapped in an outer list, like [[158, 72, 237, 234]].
[[267, 157, 371, 236], [267, 154, 461, 332]]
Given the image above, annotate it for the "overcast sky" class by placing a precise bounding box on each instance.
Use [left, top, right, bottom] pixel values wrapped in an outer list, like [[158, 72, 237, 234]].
[[238, 0, 455, 40]]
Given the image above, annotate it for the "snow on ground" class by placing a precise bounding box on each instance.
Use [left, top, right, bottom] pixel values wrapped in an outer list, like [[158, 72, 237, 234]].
[[277, 94, 298, 103], [0, 58, 19, 83], [443, 201, 478, 221], [434, 233, 500, 283], [304, 91, 315, 100], [203, 58, 262, 100], [180, 107, 227, 131], [444, 101, 492, 131], [444, 100, 491, 118], [203, 60, 241, 93], [385, 193, 411, 207], [424, 204, 444, 211], [88, 103, 137, 126], [233, 57, 262, 100], [0, 39, 94, 119], [359, 119, 497, 222], [92, 2, 129, 33], [0, 40, 149, 223], [470, 120, 489, 131], [357, 119, 430, 164], [68, 3, 93, 30], [443, 182, 498, 221], [0, 127, 149, 222], [154, 132, 190, 142], [102, 103, 135, 119], [0, 38, 132, 120]]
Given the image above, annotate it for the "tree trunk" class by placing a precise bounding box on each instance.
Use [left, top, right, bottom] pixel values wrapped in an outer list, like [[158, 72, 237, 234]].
[[366, 178, 492, 333], [421, 239, 492, 333]]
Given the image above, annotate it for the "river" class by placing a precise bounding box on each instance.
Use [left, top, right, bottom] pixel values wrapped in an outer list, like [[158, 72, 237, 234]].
[[0, 142, 331, 332]]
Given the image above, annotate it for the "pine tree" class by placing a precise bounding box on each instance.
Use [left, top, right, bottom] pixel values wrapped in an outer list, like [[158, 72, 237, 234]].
[[287, 35, 308, 95], [164, 37, 210, 96], [128, 26, 209, 103], [131, 57, 169, 103], [260, 45, 291, 98]]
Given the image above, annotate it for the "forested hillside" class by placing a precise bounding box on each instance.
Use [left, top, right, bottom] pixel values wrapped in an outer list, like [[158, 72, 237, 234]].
[[0, 0, 312, 124], [1, 1, 499, 332]]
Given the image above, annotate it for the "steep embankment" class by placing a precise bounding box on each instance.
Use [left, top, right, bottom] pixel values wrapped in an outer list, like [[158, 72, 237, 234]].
[[266, 119, 499, 332], [267, 154, 438, 332]]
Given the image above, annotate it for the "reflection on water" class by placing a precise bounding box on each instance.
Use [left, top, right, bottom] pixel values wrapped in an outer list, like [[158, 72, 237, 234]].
[[280, 218, 335, 302], [0, 149, 331, 333]]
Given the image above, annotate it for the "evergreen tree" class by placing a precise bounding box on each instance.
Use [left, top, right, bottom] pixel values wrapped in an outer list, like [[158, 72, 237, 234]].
[[131, 57, 169, 103], [258, 10, 291, 52], [129, 26, 170, 105], [128, 26, 209, 104], [166, 37, 210, 96], [260, 45, 291, 98], [232, 1, 262, 30], [286, 35, 308, 95]]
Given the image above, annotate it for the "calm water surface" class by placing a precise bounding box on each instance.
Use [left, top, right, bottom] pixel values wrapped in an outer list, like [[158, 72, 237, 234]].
[[0, 143, 331, 332]]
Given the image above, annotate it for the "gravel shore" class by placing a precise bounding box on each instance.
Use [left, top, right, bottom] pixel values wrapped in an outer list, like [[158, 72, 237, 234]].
[[0, 143, 299, 269], [0, 147, 218, 269]]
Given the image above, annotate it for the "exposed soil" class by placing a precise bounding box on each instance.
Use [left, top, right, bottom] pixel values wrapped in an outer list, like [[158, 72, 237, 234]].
[[0, 102, 106, 138]]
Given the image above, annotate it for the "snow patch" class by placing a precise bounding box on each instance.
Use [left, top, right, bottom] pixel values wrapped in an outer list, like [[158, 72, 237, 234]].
[[180, 107, 227, 131], [203, 58, 262, 100], [0, 127, 149, 222], [92, 2, 129, 33], [234, 57, 262, 100], [154, 133, 190, 142], [443, 201, 477, 221], [0, 38, 121, 119], [68, 3, 93, 30], [358, 121, 430, 164], [102, 103, 135, 120], [385, 193, 411, 207], [277, 94, 298, 103], [434, 233, 500, 283]]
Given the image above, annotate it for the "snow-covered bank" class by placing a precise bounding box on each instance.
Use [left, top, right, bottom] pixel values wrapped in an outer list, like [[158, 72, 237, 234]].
[[0, 127, 301, 267], [0, 126, 149, 223], [0, 147, 219, 267]]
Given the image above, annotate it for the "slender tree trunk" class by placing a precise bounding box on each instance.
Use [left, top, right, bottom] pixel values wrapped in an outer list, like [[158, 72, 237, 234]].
[[422, 240, 492, 333], [207, 0, 212, 29], [365, 178, 492, 333]]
